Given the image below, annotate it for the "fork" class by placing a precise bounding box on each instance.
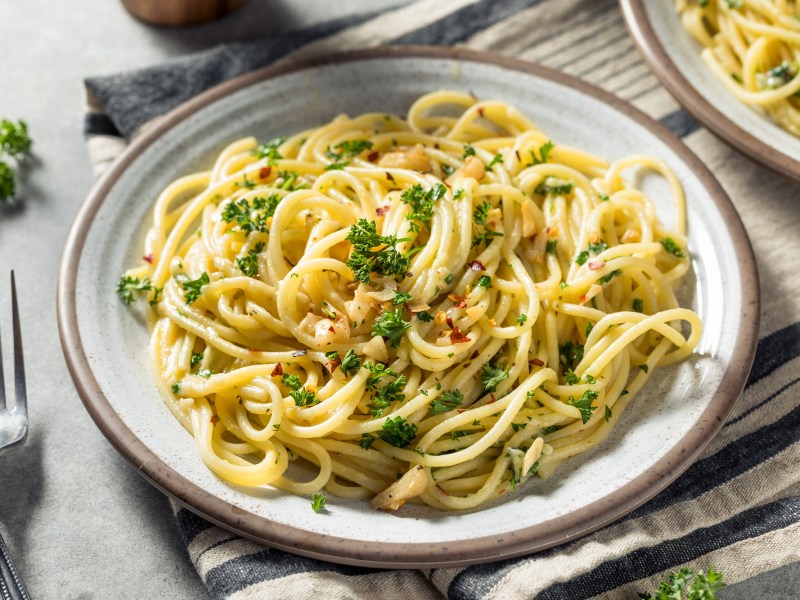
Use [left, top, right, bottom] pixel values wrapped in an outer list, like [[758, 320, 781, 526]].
[[0, 271, 31, 600]]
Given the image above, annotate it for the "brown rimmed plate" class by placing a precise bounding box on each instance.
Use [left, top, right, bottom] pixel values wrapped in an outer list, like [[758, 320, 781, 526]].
[[621, 0, 800, 184], [57, 46, 759, 568]]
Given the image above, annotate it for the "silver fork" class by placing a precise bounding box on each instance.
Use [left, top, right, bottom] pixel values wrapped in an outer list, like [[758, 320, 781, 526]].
[[0, 271, 31, 600]]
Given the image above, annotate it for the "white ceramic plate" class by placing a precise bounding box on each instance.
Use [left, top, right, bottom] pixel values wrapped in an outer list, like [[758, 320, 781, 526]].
[[621, 0, 800, 183], [58, 47, 759, 568]]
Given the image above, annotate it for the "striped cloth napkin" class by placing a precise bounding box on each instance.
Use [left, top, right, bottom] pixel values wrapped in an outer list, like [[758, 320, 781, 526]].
[[83, 0, 800, 598]]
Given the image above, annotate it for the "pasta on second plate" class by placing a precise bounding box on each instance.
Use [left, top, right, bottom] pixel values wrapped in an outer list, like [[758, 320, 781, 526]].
[[677, 0, 800, 136], [118, 90, 701, 511]]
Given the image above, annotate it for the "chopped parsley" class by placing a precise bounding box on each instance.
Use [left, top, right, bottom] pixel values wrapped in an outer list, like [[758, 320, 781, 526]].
[[417, 310, 434, 322], [281, 371, 317, 405], [487, 153, 504, 169], [276, 170, 308, 191], [660, 237, 686, 258], [568, 390, 598, 424], [253, 136, 285, 165], [236, 242, 265, 277], [359, 434, 377, 450], [473, 201, 492, 225], [472, 200, 503, 248], [363, 362, 399, 388], [400, 183, 446, 232], [378, 416, 418, 448], [605, 405, 613, 422], [639, 364, 649, 374], [516, 314, 528, 326], [541, 424, 563, 435], [116, 275, 153, 305], [429, 389, 464, 414], [372, 308, 411, 349], [392, 291, 413, 305], [639, 567, 725, 600], [345, 219, 411, 284], [535, 177, 574, 195], [529, 140, 554, 166], [463, 145, 476, 158], [368, 373, 407, 417], [559, 341, 584, 370], [221, 195, 280, 235], [545, 239, 559, 255], [190, 352, 204, 369], [0, 118, 33, 202], [575, 240, 608, 266], [599, 269, 622, 284], [311, 492, 326, 513], [340, 349, 362, 378], [182, 272, 210, 305], [564, 369, 580, 385], [633, 298, 644, 313], [481, 362, 509, 392], [477, 275, 492, 288]]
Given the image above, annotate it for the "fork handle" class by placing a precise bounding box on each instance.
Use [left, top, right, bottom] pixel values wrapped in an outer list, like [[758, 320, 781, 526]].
[[0, 532, 30, 600]]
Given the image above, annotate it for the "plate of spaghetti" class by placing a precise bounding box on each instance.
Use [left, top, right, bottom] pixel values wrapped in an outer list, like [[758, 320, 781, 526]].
[[57, 47, 758, 567], [621, 0, 800, 183]]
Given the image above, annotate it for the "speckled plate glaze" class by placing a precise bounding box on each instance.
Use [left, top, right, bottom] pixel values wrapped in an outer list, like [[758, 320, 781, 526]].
[[57, 47, 759, 568], [621, 0, 800, 184]]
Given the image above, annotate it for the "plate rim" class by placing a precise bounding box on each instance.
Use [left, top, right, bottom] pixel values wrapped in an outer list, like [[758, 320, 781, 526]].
[[57, 44, 760, 568], [620, 0, 800, 184]]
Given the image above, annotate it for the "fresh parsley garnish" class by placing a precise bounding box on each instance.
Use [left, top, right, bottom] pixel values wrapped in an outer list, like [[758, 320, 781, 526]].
[[372, 308, 411, 349], [633, 298, 644, 313], [340, 349, 362, 378], [182, 272, 210, 305], [368, 373, 407, 417], [429, 389, 464, 414], [282, 371, 318, 407], [311, 492, 327, 513], [477, 275, 492, 288], [236, 242, 265, 277], [190, 352, 204, 369], [541, 424, 563, 435], [535, 177, 573, 195], [0, 119, 33, 203], [253, 136, 285, 165], [660, 237, 686, 258], [417, 311, 434, 323], [276, 170, 308, 191], [575, 241, 608, 266], [471, 201, 503, 248], [545, 239, 558, 255], [481, 362, 509, 392], [400, 183, 446, 232], [345, 218, 411, 284], [379, 416, 418, 448], [529, 140, 554, 166], [221, 196, 279, 235], [463, 145, 476, 158], [639, 567, 725, 600], [559, 341, 584, 370], [605, 405, 612, 422], [116, 275, 153, 305], [568, 390, 598, 424], [487, 153, 504, 169], [392, 291, 413, 305], [516, 314, 527, 326]]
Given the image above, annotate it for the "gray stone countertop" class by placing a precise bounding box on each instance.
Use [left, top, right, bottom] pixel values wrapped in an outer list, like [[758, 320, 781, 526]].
[[0, 0, 797, 598]]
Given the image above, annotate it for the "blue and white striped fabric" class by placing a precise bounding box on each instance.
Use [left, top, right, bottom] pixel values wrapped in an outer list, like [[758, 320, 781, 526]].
[[84, 0, 800, 597]]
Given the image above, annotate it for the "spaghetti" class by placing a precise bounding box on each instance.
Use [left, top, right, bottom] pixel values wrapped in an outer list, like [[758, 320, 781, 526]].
[[118, 90, 701, 511], [676, 0, 800, 136]]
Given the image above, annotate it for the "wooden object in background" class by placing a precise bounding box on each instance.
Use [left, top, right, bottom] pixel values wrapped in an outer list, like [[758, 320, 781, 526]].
[[121, 0, 247, 27]]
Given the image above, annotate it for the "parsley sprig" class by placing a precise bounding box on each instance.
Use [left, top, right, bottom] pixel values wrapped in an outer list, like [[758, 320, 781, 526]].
[[529, 140, 554, 166], [481, 362, 509, 392], [567, 390, 598, 424], [400, 183, 446, 232], [221, 195, 280, 235], [253, 137, 285, 165], [182, 272, 210, 305], [345, 219, 412, 284], [0, 119, 33, 202], [429, 389, 464, 414], [282, 372, 318, 407], [639, 567, 725, 600], [472, 201, 503, 248], [372, 308, 411, 349], [236, 242, 265, 277]]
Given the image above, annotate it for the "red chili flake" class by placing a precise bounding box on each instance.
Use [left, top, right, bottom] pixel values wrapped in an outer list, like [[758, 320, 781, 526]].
[[375, 205, 391, 217], [386, 171, 395, 183], [469, 260, 486, 271], [367, 151, 379, 162], [247, 348, 261, 353], [271, 364, 284, 377], [588, 260, 606, 270], [515, 150, 521, 161], [450, 326, 471, 344], [470, 350, 479, 360], [292, 349, 308, 357], [446, 317, 454, 329], [477, 106, 485, 117], [259, 166, 272, 180], [487, 394, 497, 404], [328, 357, 341, 372], [448, 294, 467, 309], [530, 358, 545, 367], [457, 409, 466, 413], [434, 143, 440, 149], [328, 326, 335, 333], [210, 416, 219, 424], [142, 254, 154, 264]]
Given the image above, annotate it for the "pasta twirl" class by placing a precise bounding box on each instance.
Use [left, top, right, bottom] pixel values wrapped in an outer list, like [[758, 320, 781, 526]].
[[119, 90, 701, 511], [676, 0, 800, 136]]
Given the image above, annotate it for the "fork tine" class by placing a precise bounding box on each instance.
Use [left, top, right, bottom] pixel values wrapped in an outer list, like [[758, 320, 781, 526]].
[[10, 271, 25, 415]]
